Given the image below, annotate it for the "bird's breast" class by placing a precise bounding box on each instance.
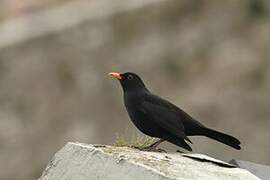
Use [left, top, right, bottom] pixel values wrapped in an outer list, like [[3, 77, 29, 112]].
[[123, 92, 164, 137], [124, 91, 143, 108]]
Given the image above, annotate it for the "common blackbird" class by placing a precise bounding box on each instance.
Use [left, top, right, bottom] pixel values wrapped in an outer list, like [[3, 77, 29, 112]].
[[109, 72, 241, 151]]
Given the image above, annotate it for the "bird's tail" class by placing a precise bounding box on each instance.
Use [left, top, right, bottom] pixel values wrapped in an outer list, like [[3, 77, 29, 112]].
[[199, 127, 241, 150]]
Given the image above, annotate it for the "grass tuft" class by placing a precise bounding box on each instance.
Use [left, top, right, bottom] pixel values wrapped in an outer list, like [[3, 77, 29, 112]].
[[113, 134, 157, 149]]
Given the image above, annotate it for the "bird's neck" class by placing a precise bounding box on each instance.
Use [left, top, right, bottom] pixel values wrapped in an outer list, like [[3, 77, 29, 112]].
[[124, 86, 149, 94], [124, 88, 148, 108], [122, 83, 148, 93]]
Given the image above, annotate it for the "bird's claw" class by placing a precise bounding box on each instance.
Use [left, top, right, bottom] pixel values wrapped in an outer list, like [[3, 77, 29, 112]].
[[135, 146, 167, 153], [176, 150, 184, 153], [155, 148, 167, 153]]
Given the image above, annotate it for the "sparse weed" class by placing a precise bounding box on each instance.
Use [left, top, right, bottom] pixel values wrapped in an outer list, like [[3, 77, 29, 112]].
[[114, 134, 157, 149]]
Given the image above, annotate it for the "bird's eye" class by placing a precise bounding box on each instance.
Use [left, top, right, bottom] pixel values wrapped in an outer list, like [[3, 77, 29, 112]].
[[127, 75, 133, 80]]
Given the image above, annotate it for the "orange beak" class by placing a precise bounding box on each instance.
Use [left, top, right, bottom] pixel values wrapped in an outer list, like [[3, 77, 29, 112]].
[[109, 72, 122, 80]]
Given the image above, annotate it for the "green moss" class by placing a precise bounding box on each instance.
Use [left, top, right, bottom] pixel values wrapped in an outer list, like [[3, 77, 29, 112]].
[[113, 135, 157, 149]]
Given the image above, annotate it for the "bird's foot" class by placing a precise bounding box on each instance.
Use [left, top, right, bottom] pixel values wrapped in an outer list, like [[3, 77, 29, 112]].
[[154, 148, 167, 153], [176, 150, 184, 153], [131, 139, 167, 152], [134, 146, 167, 153]]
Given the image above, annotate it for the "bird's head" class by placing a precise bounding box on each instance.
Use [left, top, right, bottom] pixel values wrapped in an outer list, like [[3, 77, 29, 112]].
[[109, 72, 147, 92]]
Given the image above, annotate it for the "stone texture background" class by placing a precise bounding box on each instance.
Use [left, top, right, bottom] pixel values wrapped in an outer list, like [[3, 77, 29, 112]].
[[0, 0, 269, 180], [39, 143, 260, 180]]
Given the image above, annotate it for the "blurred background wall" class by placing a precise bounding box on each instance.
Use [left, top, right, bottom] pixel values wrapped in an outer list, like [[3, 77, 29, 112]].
[[0, 0, 269, 180]]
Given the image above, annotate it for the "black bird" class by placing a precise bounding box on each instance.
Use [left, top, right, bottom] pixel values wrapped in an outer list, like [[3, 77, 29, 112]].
[[109, 72, 241, 151]]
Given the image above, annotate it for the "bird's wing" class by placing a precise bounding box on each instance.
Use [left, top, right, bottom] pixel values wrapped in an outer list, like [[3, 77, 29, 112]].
[[140, 94, 191, 142]]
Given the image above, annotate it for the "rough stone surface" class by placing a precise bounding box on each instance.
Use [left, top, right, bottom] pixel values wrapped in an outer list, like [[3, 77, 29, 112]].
[[39, 142, 259, 180], [230, 159, 270, 180]]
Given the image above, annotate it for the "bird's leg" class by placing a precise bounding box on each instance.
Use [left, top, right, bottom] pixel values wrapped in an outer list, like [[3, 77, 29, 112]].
[[139, 139, 166, 152], [149, 139, 165, 149]]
